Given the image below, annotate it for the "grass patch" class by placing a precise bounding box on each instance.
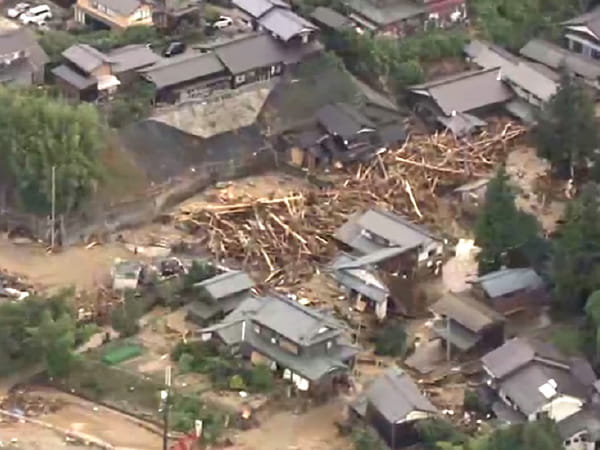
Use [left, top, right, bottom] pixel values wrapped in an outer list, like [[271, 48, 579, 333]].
[[102, 344, 143, 365], [550, 326, 588, 356]]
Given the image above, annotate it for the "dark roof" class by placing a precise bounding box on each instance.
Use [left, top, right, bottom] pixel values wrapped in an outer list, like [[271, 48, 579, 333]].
[[95, 0, 143, 16], [378, 123, 407, 145], [258, 8, 317, 41], [345, 0, 426, 27], [475, 267, 544, 298], [410, 68, 513, 116], [214, 33, 310, 74], [430, 292, 504, 333], [195, 270, 254, 299], [62, 44, 111, 73], [0, 28, 48, 69], [232, 0, 290, 18], [366, 367, 437, 423], [108, 45, 161, 73], [558, 407, 600, 441], [51, 64, 97, 90], [563, 6, 600, 39], [329, 253, 389, 303], [310, 6, 352, 30], [482, 338, 569, 379], [140, 52, 225, 88], [520, 39, 600, 80], [316, 103, 375, 139], [351, 76, 400, 113]]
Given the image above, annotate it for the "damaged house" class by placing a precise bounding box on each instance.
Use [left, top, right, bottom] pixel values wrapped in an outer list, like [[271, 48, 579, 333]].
[[409, 67, 514, 136], [200, 293, 359, 396], [0, 28, 48, 86], [429, 291, 505, 355], [187, 270, 255, 324], [563, 6, 600, 61], [351, 367, 438, 448], [482, 337, 599, 440]]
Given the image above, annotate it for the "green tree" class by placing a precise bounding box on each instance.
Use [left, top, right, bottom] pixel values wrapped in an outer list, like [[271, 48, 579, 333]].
[[552, 183, 600, 312], [351, 427, 386, 450], [475, 166, 542, 274], [26, 310, 77, 378], [535, 70, 598, 180], [585, 290, 600, 357], [0, 87, 104, 214], [110, 292, 144, 337], [373, 322, 408, 357]]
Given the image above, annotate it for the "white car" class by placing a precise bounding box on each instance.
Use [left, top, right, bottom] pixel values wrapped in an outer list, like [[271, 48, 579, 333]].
[[212, 16, 233, 29], [20, 4, 52, 25], [7, 2, 31, 18]]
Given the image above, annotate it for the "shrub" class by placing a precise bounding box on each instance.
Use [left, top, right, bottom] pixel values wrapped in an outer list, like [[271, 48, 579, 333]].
[[246, 364, 274, 392], [373, 322, 408, 357]]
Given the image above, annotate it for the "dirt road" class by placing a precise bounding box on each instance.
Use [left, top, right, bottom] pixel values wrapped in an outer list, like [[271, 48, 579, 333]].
[[6, 388, 162, 450], [0, 236, 130, 292], [233, 400, 349, 450]]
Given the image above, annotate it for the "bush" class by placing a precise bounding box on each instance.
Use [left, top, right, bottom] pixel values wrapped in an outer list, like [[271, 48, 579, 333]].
[[352, 427, 385, 450], [177, 352, 195, 373], [416, 418, 468, 448], [463, 389, 487, 415], [229, 374, 247, 391], [373, 322, 408, 357], [183, 260, 217, 292], [246, 364, 274, 392], [110, 293, 145, 337]]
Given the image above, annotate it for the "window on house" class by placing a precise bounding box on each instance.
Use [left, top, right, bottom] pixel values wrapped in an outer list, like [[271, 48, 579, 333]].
[[270, 336, 278, 344], [326, 341, 333, 350], [592, 48, 600, 60], [235, 74, 246, 84], [565, 440, 571, 445], [428, 249, 436, 257], [254, 325, 261, 334]]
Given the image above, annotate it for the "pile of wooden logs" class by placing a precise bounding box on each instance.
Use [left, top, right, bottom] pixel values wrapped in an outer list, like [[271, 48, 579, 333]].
[[175, 123, 526, 287]]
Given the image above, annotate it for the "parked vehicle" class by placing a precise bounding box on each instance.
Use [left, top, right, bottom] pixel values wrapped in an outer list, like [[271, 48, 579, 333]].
[[20, 4, 52, 25], [163, 41, 186, 58], [7, 2, 31, 18], [212, 15, 233, 29]]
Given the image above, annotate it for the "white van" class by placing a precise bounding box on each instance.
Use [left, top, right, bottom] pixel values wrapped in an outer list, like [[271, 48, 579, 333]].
[[20, 4, 52, 25]]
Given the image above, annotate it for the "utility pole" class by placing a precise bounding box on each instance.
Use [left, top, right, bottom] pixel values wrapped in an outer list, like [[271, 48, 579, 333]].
[[50, 165, 56, 249], [161, 365, 172, 450]]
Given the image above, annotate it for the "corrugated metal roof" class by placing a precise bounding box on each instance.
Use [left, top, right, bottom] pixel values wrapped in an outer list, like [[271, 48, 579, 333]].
[[475, 267, 543, 298], [258, 8, 316, 41], [195, 270, 254, 299], [430, 292, 504, 333], [410, 68, 513, 116], [345, 0, 425, 26], [140, 52, 225, 88], [366, 367, 437, 422]]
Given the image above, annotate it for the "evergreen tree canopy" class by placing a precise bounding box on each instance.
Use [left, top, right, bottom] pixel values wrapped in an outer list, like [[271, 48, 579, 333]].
[[535, 70, 598, 180], [0, 86, 104, 214], [552, 183, 600, 312], [475, 166, 542, 275]]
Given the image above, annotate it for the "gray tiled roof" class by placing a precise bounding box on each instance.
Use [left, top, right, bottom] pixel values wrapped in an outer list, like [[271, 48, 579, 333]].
[[410, 68, 513, 116], [558, 407, 600, 441], [62, 44, 111, 74], [96, 0, 143, 16], [366, 367, 437, 423], [563, 6, 600, 39], [214, 33, 306, 74], [310, 6, 352, 29], [195, 270, 254, 300], [475, 267, 543, 298], [51, 64, 97, 90], [108, 45, 161, 73], [520, 39, 600, 81], [258, 8, 316, 41], [482, 338, 568, 379], [430, 292, 504, 333], [140, 52, 225, 88]]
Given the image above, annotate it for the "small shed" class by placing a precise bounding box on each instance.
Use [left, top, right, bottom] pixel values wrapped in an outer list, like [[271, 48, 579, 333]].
[[429, 292, 505, 354], [111, 260, 144, 291], [187, 270, 255, 324]]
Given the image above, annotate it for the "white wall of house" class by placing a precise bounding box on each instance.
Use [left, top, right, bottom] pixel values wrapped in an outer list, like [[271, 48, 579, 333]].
[[533, 395, 583, 422]]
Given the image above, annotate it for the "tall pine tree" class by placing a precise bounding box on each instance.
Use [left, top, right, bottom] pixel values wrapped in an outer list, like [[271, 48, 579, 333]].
[[535, 69, 598, 180], [552, 183, 600, 312], [475, 166, 542, 275]]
